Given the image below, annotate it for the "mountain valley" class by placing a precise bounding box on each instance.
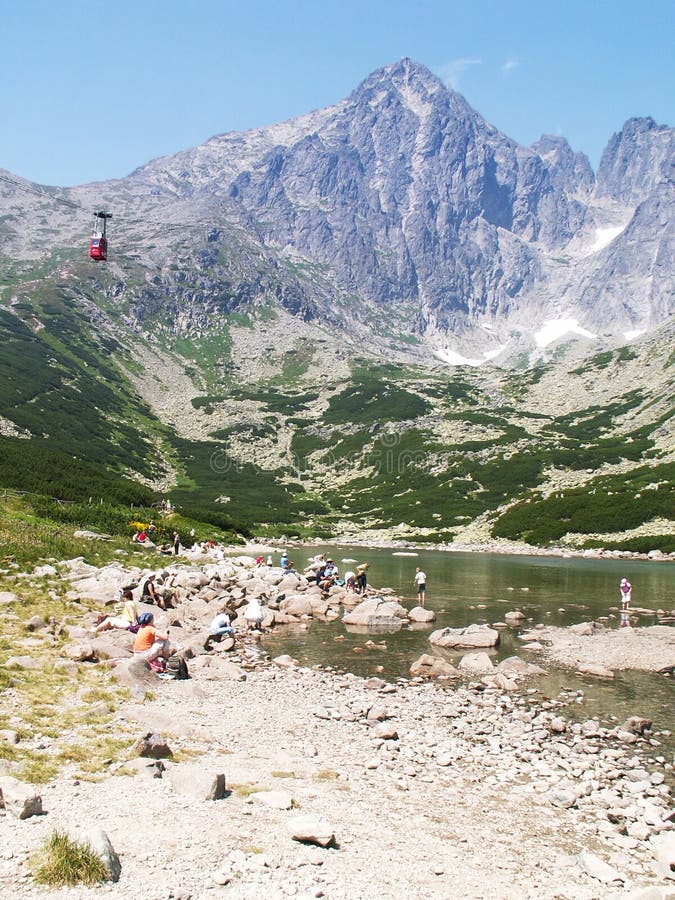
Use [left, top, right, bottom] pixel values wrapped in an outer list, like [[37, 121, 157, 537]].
[[0, 60, 673, 550]]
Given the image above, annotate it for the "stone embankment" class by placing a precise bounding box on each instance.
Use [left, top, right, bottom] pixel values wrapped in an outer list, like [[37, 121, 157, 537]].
[[0, 554, 674, 898]]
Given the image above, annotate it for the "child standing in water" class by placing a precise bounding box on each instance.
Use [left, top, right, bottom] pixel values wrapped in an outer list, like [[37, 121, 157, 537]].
[[620, 578, 632, 609]]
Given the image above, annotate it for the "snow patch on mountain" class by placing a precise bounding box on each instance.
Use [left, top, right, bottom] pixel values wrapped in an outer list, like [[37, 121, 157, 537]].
[[434, 345, 506, 367], [534, 319, 597, 348], [587, 225, 625, 254]]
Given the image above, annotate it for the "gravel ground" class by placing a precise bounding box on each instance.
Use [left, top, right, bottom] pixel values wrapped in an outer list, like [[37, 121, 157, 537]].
[[1, 657, 673, 900]]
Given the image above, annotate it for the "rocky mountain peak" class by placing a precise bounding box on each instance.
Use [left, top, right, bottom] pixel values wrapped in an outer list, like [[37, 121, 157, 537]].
[[595, 116, 674, 203], [531, 134, 595, 195]]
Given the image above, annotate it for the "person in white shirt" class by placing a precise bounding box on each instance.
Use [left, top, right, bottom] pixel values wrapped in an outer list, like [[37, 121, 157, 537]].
[[414, 567, 427, 606]]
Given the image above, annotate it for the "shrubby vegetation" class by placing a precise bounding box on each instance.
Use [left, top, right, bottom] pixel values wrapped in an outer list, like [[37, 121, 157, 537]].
[[492, 464, 675, 548]]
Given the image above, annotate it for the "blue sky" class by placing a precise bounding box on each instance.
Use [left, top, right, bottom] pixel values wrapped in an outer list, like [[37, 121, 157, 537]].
[[1, 0, 673, 186]]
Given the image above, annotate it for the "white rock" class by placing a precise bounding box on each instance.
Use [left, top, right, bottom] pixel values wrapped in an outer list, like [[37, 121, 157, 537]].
[[272, 654, 299, 668]]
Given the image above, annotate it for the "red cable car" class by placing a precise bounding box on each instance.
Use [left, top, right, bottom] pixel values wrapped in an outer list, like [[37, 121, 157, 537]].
[[89, 211, 112, 261]]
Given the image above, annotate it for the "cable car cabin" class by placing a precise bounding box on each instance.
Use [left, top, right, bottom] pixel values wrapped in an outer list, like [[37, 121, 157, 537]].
[[89, 236, 108, 261], [90, 211, 112, 261]]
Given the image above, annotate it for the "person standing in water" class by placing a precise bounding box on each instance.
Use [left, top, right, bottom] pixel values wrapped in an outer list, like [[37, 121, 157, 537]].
[[414, 567, 427, 606], [620, 578, 632, 609]]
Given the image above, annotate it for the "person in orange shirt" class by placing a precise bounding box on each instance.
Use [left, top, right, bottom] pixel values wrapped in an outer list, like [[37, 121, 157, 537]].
[[132, 613, 170, 663]]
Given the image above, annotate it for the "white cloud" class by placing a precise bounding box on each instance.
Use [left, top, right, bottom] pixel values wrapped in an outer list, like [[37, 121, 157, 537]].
[[502, 56, 520, 74], [437, 57, 482, 90]]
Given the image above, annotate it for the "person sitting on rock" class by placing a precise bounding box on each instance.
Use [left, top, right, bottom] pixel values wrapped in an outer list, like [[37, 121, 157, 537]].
[[132, 612, 171, 665], [280, 552, 290, 570], [141, 573, 160, 606], [319, 560, 339, 591], [95, 590, 139, 634], [204, 610, 235, 650]]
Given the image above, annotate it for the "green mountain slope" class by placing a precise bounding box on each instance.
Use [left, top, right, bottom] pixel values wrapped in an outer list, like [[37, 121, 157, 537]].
[[0, 249, 673, 551]]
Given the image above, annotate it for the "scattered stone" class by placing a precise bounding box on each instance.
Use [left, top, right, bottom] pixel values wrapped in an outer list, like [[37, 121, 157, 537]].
[[576, 662, 615, 679], [169, 766, 227, 801], [250, 790, 294, 810], [4, 655, 39, 670], [343, 597, 408, 628], [504, 610, 526, 625], [81, 829, 121, 882], [133, 732, 174, 760], [578, 850, 625, 883], [458, 652, 495, 675], [408, 606, 436, 623], [273, 654, 299, 668], [409, 654, 459, 678], [373, 722, 398, 741], [651, 832, 675, 880], [0, 776, 43, 819], [288, 815, 336, 848], [622, 716, 652, 735], [73, 530, 111, 541]]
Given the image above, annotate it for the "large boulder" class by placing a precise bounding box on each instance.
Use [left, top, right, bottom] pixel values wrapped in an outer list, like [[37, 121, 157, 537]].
[[280, 595, 314, 617], [277, 574, 301, 593], [429, 624, 500, 649], [343, 598, 408, 628], [111, 656, 158, 694], [65, 562, 136, 603], [651, 832, 675, 880]]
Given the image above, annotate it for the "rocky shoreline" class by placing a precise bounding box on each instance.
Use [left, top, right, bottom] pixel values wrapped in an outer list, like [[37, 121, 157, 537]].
[[287, 535, 675, 564], [0, 555, 673, 898]]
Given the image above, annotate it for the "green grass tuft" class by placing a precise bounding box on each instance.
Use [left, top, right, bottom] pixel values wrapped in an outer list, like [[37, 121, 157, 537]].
[[31, 830, 109, 887]]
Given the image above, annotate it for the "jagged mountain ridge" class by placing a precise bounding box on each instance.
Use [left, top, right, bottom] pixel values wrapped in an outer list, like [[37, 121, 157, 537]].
[[121, 58, 673, 356], [1, 58, 672, 364]]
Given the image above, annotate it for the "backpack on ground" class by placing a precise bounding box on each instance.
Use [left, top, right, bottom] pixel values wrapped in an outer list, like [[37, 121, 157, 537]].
[[165, 654, 189, 680]]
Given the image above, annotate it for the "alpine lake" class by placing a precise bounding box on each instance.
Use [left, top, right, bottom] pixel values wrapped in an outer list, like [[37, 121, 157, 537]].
[[259, 545, 675, 747]]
